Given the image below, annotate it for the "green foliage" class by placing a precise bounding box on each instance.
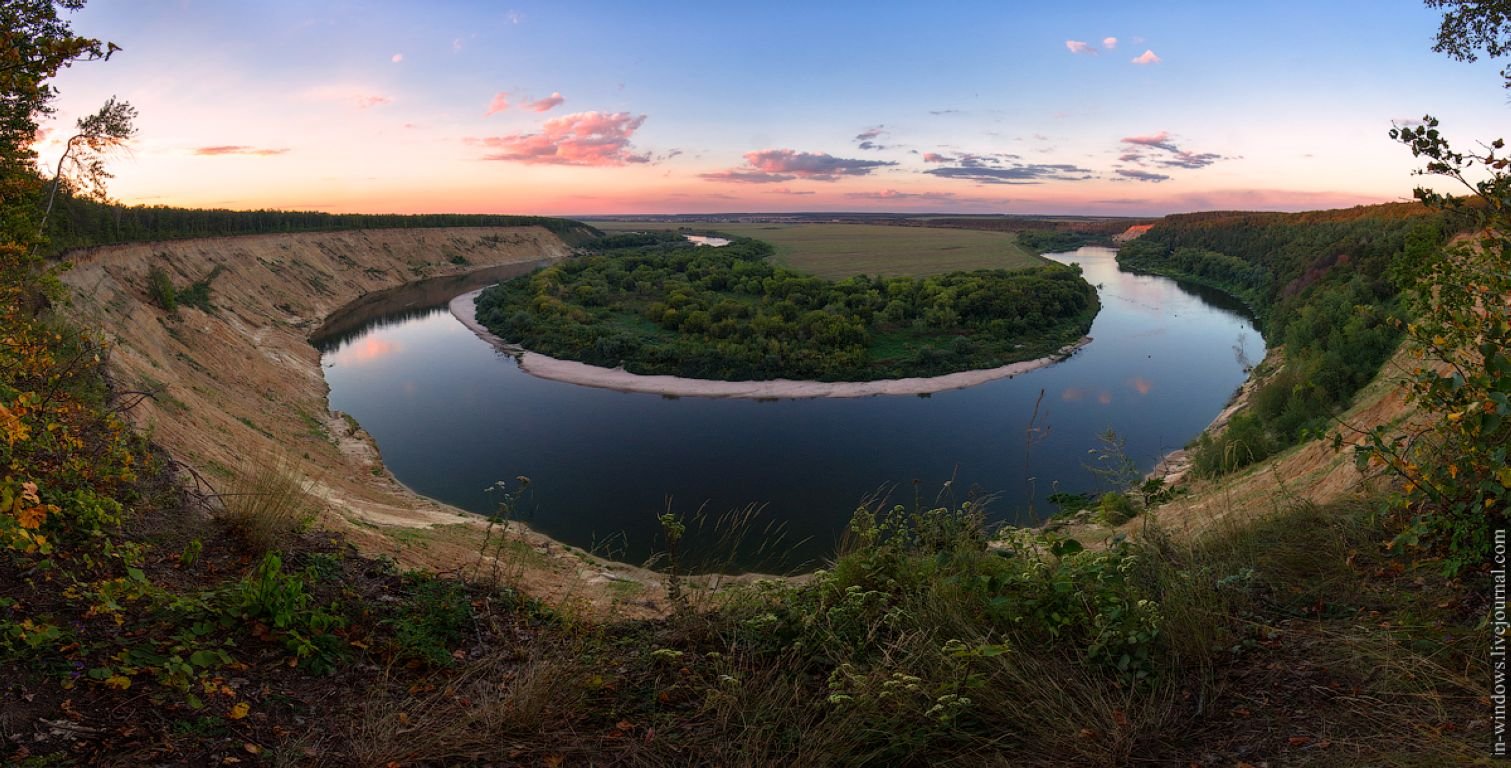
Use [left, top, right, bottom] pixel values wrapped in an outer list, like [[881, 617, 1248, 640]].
[[1357, 117, 1511, 574], [1121, 206, 1445, 475], [146, 265, 175, 311], [1096, 492, 1137, 526], [222, 553, 348, 674], [1426, 0, 1511, 87], [1014, 228, 1103, 253], [1190, 412, 1276, 478], [385, 572, 474, 668], [175, 264, 221, 312], [42, 198, 598, 254], [475, 235, 1098, 381]]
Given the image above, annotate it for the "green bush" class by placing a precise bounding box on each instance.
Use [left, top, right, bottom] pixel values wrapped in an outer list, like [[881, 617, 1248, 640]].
[[147, 265, 175, 311], [222, 553, 347, 674], [1096, 492, 1137, 525], [385, 573, 474, 668]]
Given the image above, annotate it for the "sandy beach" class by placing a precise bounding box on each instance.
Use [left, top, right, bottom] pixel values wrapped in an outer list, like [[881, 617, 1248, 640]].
[[450, 289, 1090, 399]]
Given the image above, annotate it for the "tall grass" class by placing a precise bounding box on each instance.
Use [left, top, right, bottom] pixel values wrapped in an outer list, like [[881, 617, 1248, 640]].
[[220, 452, 316, 554]]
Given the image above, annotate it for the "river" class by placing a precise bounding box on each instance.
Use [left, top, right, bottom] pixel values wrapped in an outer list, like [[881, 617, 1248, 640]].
[[316, 247, 1262, 571]]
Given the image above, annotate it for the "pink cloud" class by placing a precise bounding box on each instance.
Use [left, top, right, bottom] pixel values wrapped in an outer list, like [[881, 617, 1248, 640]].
[[486, 92, 510, 116], [1103, 36, 1118, 50], [1131, 49, 1161, 65], [473, 111, 649, 166], [391, 53, 403, 63], [355, 94, 391, 109], [922, 152, 952, 163], [1065, 40, 1096, 55], [699, 170, 795, 183], [1122, 131, 1173, 148], [743, 149, 894, 180], [524, 92, 565, 112], [194, 145, 290, 157]]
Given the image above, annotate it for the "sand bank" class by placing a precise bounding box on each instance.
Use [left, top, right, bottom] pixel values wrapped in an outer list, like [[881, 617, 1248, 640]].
[[451, 289, 1090, 399]]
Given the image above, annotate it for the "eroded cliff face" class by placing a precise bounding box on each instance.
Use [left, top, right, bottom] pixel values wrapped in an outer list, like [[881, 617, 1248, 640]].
[[60, 227, 674, 616]]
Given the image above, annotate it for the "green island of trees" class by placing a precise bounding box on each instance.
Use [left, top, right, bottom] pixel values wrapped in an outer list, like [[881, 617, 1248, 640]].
[[474, 231, 1099, 381]]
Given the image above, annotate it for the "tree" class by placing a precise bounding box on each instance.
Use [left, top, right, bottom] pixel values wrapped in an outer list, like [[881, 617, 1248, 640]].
[[1, 0, 123, 251], [37, 95, 136, 240], [1425, 0, 1511, 87]]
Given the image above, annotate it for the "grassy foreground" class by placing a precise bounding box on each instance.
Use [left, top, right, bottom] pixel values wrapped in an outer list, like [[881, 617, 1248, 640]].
[[587, 222, 1044, 279]]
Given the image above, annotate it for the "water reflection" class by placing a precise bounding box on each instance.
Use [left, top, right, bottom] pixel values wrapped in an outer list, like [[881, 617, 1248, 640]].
[[318, 248, 1264, 571]]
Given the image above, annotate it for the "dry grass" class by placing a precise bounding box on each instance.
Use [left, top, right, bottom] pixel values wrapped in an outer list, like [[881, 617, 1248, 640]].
[[346, 648, 590, 766], [220, 452, 318, 553]]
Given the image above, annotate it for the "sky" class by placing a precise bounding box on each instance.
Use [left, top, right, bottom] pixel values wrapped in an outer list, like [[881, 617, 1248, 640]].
[[36, 0, 1511, 217]]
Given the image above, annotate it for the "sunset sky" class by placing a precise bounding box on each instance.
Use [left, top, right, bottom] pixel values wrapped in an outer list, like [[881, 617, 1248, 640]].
[[39, 0, 1510, 217]]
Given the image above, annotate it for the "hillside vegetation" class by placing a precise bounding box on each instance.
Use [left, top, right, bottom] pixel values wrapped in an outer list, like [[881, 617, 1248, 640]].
[[475, 231, 1098, 381], [1118, 203, 1447, 476]]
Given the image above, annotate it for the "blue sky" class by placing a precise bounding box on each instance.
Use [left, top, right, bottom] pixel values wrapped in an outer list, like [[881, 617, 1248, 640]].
[[38, 0, 1510, 215]]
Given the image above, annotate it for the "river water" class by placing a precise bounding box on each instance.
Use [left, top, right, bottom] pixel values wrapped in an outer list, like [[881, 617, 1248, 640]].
[[316, 247, 1262, 571]]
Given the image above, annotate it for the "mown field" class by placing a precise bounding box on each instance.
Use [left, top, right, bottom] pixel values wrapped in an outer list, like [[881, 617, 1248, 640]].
[[587, 221, 1044, 279]]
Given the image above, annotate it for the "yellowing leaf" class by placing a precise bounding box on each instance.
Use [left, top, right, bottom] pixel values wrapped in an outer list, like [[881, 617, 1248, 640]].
[[228, 702, 250, 720], [16, 504, 47, 530], [104, 675, 131, 690]]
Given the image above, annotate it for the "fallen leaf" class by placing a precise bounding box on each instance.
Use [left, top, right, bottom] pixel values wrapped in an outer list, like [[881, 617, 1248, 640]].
[[228, 702, 250, 720]]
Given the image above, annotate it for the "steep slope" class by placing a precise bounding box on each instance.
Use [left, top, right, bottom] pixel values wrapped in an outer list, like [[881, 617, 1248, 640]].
[[59, 227, 665, 613]]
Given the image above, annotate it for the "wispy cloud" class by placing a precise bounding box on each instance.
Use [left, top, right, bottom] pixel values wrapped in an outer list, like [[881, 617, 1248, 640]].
[[1065, 40, 1096, 55], [698, 170, 795, 184], [702, 149, 896, 183], [854, 125, 890, 150], [926, 157, 1093, 184], [1119, 131, 1226, 170], [524, 92, 565, 112], [193, 145, 290, 157], [1102, 36, 1118, 50], [1116, 168, 1170, 183], [922, 152, 952, 163], [391, 53, 403, 63], [472, 111, 649, 166], [485, 92, 510, 116], [845, 189, 973, 203], [1131, 49, 1161, 65], [355, 94, 391, 109]]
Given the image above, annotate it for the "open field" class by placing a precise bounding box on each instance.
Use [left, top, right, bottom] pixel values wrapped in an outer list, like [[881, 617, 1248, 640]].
[[587, 221, 1044, 279]]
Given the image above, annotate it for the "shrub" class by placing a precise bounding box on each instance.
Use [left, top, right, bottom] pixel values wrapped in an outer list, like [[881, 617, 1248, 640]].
[[1096, 491, 1137, 525], [147, 265, 176, 311], [220, 453, 315, 554]]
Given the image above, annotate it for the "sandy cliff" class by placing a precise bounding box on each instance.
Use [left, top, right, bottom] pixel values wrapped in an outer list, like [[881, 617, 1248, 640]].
[[60, 227, 672, 615]]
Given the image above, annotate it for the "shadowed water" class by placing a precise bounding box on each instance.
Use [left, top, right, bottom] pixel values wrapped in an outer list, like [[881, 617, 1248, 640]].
[[317, 248, 1262, 571]]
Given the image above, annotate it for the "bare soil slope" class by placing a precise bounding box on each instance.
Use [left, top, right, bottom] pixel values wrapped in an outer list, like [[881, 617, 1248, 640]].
[[60, 227, 670, 615]]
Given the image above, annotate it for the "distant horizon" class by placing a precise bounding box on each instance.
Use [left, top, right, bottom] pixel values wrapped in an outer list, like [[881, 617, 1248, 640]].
[[41, 2, 1503, 217]]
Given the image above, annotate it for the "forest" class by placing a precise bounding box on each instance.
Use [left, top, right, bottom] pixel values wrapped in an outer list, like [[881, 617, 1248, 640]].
[[1117, 204, 1447, 474], [474, 232, 1099, 381], [42, 197, 598, 253]]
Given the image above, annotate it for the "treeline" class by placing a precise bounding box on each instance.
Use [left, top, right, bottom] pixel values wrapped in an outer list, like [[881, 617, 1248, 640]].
[[43, 196, 599, 254], [1118, 204, 1447, 475], [475, 233, 1098, 381], [1014, 229, 1109, 253]]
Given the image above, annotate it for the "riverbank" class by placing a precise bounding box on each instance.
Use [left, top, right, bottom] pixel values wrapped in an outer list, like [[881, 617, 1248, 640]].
[[451, 289, 1091, 399], [57, 228, 694, 617]]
